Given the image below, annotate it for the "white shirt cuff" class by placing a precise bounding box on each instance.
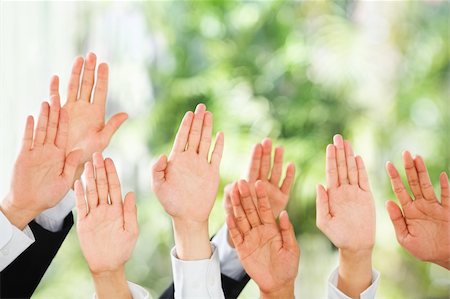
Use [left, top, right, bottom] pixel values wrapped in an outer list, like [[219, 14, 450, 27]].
[[211, 224, 246, 281], [171, 244, 225, 299], [93, 281, 150, 299], [35, 191, 75, 232], [328, 267, 380, 299], [0, 210, 35, 271]]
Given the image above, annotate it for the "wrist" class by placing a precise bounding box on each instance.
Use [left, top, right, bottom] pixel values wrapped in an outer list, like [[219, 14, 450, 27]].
[[92, 267, 131, 299], [339, 247, 373, 262], [337, 248, 373, 298], [0, 194, 38, 230], [260, 282, 295, 299], [172, 218, 212, 260]]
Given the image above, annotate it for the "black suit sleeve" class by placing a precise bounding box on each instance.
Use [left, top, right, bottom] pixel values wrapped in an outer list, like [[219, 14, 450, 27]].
[[0, 212, 74, 299], [159, 273, 251, 299]]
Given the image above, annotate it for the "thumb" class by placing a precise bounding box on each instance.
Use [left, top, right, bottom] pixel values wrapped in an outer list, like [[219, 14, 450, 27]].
[[151, 154, 168, 191], [101, 112, 128, 145], [223, 183, 233, 215], [123, 192, 138, 235], [62, 149, 84, 184], [74, 180, 88, 221], [385, 200, 409, 243], [279, 211, 299, 253], [315, 184, 330, 230]]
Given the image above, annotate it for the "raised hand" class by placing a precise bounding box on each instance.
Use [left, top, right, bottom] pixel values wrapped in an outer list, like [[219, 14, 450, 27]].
[[247, 139, 296, 216], [75, 153, 138, 299], [224, 139, 295, 247], [227, 180, 299, 299], [386, 151, 450, 270], [151, 104, 224, 260], [50, 53, 128, 165], [316, 134, 375, 298], [0, 97, 83, 230]]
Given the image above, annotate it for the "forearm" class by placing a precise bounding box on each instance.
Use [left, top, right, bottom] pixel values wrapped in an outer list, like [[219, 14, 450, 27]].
[[260, 283, 295, 299], [172, 219, 211, 260], [337, 248, 373, 298], [92, 268, 131, 299]]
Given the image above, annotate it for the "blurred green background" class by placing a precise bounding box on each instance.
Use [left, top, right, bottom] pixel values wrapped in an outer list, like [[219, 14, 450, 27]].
[[1, 1, 449, 298]]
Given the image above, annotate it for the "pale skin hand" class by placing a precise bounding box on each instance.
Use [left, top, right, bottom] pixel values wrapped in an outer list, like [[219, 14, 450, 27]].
[[386, 151, 450, 270], [316, 134, 375, 298], [224, 138, 296, 247], [75, 153, 138, 299], [227, 180, 299, 299], [151, 104, 224, 260], [50, 52, 128, 168], [0, 97, 83, 229]]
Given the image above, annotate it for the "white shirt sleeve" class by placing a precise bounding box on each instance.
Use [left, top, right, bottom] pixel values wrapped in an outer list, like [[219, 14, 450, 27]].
[[0, 209, 35, 271], [34, 191, 75, 232], [328, 267, 380, 299], [171, 243, 225, 299], [211, 224, 246, 281], [92, 281, 150, 299]]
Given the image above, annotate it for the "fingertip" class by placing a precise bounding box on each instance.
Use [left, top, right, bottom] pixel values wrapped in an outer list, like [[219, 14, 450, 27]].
[[253, 143, 262, 154], [93, 152, 103, 163], [326, 144, 335, 154], [195, 103, 206, 113], [86, 52, 97, 62], [255, 180, 266, 196], [184, 110, 194, 118], [287, 163, 295, 173], [104, 157, 114, 166], [280, 210, 288, 220], [41, 101, 50, 110], [74, 180, 83, 194], [333, 134, 343, 145], [74, 55, 84, 64], [385, 161, 395, 173], [261, 138, 272, 148], [440, 172, 449, 183], [216, 131, 224, 140], [50, 74, 59, 83], [120, 112, 128, 120], [98, 62, 109, 71], [402, 150, 410, 159], [255, 179, 263, 188], [279, 210, 291, 229]]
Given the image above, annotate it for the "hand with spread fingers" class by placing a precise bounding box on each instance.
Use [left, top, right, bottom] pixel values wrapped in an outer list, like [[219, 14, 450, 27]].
[[227, 180, 299, 299], [151, 104, 224, 260], [75, 153, 138, 299], [386, 151, 450, 270], [49, 52, 128, 167], [316, 134, 376, 298], [0, 97, 83, 230], [224, 138, 296, 247]]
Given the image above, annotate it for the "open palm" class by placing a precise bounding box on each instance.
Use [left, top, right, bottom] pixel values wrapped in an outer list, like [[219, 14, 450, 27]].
[[76, 154, 138, 274], [316, 135, 375, 252], [151, 104, 224, 223], [50, 53, 127, 164], [227, 180, 299, 293], [4, 98, 82, 228], [386, 151, 450, 269]]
